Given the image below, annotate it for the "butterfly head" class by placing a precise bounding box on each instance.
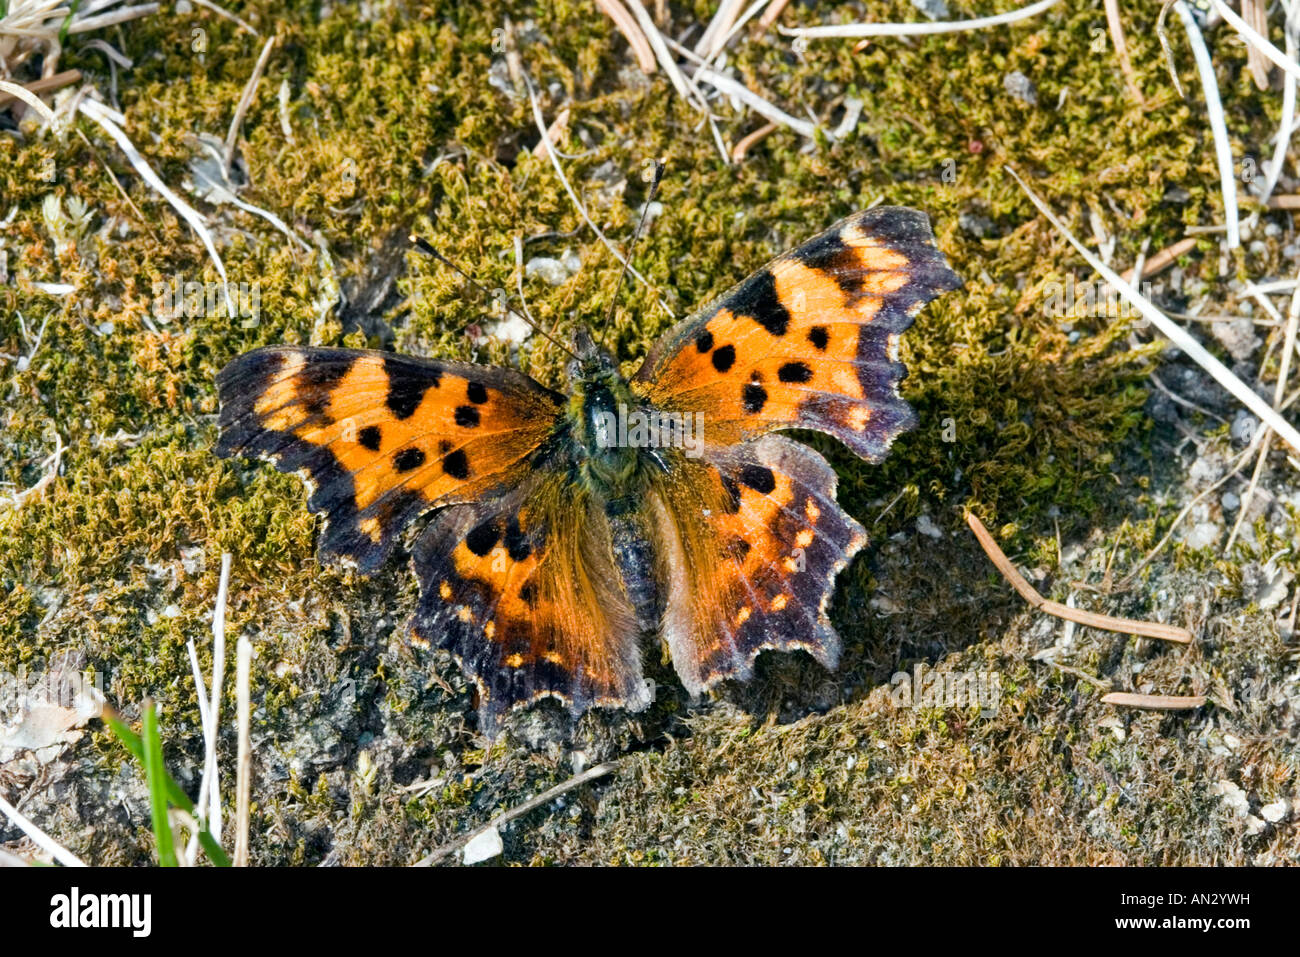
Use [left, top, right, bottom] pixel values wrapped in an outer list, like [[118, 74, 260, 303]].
[[566, 325, 619, 381]]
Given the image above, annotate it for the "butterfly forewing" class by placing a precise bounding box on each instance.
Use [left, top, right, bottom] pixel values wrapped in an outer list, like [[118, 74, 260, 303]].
[[633, 207, 961, 462], [216, 346, 562, 572]]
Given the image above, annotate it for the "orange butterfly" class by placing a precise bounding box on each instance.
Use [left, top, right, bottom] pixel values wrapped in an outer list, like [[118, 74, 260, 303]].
[[216, 208, 961, 731]]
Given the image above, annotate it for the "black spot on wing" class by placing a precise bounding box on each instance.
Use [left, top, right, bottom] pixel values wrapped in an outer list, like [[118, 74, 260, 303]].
[[778, 361, 812, 383], [731, 270, 789, 337], [808, 326, 829, 351], [455, 405, 481, 428], [443, 448, 471, 480], [742, 382, 768, 413], [695, 330, 714, 353], [711, 344, 736, 372], [358, 425, 382, 451], [738, 463, 776, 494], [465, 518, 501, 557], [385, 356, 438, 419], [394, 447, 426, 472], [467, 381, 488, 404], [503, 516, 532, 561]]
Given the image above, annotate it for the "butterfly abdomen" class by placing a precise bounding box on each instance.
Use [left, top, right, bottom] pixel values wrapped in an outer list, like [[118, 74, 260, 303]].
[[604, 496, 662, 634]]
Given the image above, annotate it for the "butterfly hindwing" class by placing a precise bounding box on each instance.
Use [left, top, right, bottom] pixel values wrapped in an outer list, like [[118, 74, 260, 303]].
[[409, 469, 651, 728], [647, 435, 866, 693], [634, 207, 961, 462], [216, 346, 563, 572]]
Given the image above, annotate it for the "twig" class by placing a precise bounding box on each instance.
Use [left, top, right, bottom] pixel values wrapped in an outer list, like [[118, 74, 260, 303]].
[[1121, 237, 1197, 282], [1103, 0, 1144, 106], [224, 34, 276, 176], [1211, 0, 1300, 84], [780, 0, 1061, 38], [191, 0, 259, 35], [693, 64, 817, 138], [594, 0, 656, 73], [0, 69, 80, 108], [233, 634, 252, 867], [1175, 2, 1239, 249], [1005, 165, 1300, 454], [1243, 0, 1272, 89], [758, 0, 791, 29], [531, 104, 570, 160], [966, 512, 1193, 643], [731, 120, 778, 161], [413, 761, 620, 866], [1100, 692, 1207, 710], [0, 792, 87, 867]]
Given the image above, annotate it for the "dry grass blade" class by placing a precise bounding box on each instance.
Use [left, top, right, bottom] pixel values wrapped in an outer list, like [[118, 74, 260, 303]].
[[413, 761, 620, 866], [594, 0, 656, 73], [1103, 0, 1144, 105], [224, 34, 276, 175], [233, 634, 252, 866], [1100, 692, 1207, 710], [1174, 2, 1240, 248], [191, 0, 259, 35], [697, 0, 745, 57], [0, 792, 87, 867], [1005, 164, 1300, 454], [693, 64, 816, 138], [966, 511, 1194, 643], [79, 98, 237, 317], [780, 0, 1061, 38]]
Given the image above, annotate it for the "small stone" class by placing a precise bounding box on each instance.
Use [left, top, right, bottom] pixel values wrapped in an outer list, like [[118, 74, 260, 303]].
[[462, 825, 503, 865], [959, 212, 994, 238], [916, 514, 944, 539], [910, 0, 950, 18], [1212, 317, 1262, 361], [1260, 799, 1289, 823], [1183, 521, 1221, 550], [1230, 410, 1259, 445], [1003, 71, 1038, 106], [525, 257, 571, 286], [1221, 491, 1240, 511]]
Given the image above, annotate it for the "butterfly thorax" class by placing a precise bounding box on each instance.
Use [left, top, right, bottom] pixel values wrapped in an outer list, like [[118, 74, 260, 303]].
[[567, 363, 653, 496]]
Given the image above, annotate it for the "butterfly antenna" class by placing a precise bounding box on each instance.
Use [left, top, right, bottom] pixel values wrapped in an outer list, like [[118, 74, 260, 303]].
[[409, 235, 578, 361], [598, 159, 665, 352]]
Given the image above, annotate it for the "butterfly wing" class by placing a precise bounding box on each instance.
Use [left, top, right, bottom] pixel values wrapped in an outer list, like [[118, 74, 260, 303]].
[[633, 206, 961, 461], [634, 208, 959, 691], [646, 435, 866, 693], [216, 346, 563, 572], [409, 468, 651, 729]]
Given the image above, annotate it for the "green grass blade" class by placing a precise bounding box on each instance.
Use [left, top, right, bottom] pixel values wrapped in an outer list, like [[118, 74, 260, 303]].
[[141, 701, 179, 867], [103, 709, 230, 866]]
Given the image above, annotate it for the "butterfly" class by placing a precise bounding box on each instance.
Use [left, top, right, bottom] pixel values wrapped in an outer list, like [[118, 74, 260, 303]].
[[215, 207, 961, 732]]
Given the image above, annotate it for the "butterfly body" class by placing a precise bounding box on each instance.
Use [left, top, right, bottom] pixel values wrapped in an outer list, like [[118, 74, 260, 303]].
[[216, 207, 961, 730]]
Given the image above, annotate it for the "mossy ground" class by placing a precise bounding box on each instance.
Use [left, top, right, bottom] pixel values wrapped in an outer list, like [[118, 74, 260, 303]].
[[1, 1, 1296, 865]]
